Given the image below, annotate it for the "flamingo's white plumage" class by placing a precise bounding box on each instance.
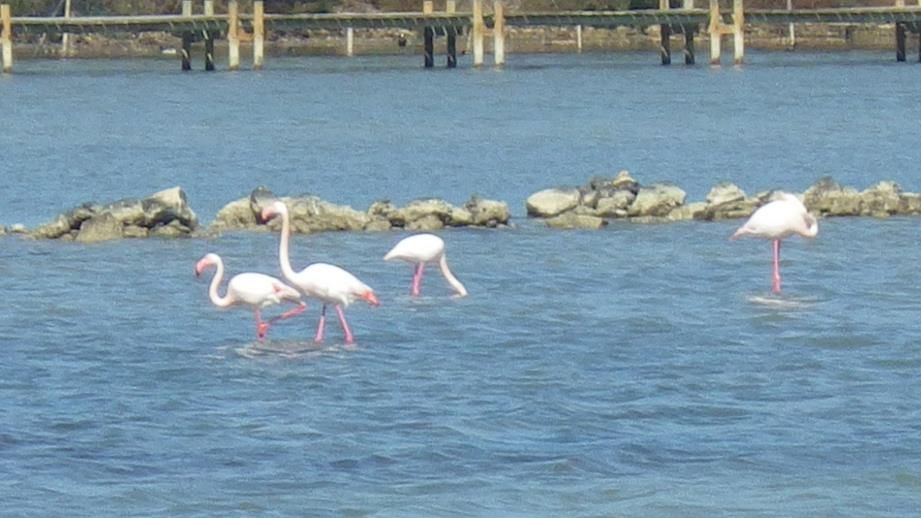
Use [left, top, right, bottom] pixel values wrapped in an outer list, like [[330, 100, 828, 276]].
[[384, 233, 467, 297], [261, 201, 379, 345], [195, 253, 306, 341], [731, 192, 818, 294]]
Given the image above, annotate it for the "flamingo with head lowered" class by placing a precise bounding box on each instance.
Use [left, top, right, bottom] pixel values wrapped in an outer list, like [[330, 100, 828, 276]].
[[260, 201, 379, 345], [195, 253, 306, 341], [730, 192, 818, 294], [384, 233, 467, 297]]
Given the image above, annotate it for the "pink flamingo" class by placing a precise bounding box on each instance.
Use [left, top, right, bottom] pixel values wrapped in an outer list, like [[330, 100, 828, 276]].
[[195, 253, 306, 341], [730, 192, 818, 294], [384, 233, 468, 297], [260, 201, 379, 345]]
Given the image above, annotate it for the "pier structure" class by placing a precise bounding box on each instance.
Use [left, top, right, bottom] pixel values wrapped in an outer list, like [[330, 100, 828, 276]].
[[3, 1, 921, 74]]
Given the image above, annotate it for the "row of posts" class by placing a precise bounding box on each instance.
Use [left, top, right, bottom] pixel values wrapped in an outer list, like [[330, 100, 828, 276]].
[[179, 0, 262, 71]]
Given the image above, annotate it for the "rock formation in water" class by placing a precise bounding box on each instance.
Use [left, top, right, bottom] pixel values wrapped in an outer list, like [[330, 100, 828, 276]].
[[209, 187, 511, 234], [526, 171, 921, 229], [29, 187, 198, 241]]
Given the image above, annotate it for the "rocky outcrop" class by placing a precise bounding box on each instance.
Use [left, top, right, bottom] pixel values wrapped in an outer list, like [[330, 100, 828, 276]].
[[210, 187, 511, 234], [528, 172, 921, 229], [30, 187, 198, 241]]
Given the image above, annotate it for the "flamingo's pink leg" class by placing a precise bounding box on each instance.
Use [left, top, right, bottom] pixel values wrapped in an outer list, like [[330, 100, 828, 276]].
[[772, 239, 782, 294], [278, 302, 307, 321], [255, 308, 268, 341], [314, 305, 327, 343], [410, 263, 425, 296], [335, 305, 355, 345]]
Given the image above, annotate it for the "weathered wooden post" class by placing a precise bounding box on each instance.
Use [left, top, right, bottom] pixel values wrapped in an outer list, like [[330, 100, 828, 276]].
[[228, 0, 240, 70], [253, 1, 265, 70], [683, 0, 695, 64], [708, 0, 721, 65], [446, 0, 457, 68], [181, 0, 193, 71], [472, 0, 484, 67], [1, 4, 11, 73], [576, 24, 583, 53], [493, 1, 505, 66], [62, 0, 72, 57], [204, 0, 215, 71], [659, 0, 671, 65], [423, 1, 434, 68], [733, 0, 744, 64], [346, 27, 354, 57], [785, 0, 795, 49], [896, 23, 906, 61]]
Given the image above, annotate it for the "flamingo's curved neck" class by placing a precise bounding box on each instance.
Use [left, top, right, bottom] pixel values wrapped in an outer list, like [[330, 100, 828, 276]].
[[277, 208, 299, 282], [207, 258, 233, 308], [439, 254, 468, 297]]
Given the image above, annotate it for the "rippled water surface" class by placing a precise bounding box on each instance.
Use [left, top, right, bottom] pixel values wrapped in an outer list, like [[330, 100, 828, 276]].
[[2, 51, 921, 516]]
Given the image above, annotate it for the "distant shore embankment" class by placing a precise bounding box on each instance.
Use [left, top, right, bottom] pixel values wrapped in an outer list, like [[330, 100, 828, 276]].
[[15, 23, 903, 60]]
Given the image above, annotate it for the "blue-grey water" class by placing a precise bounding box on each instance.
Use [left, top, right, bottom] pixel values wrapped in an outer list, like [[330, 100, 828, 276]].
[[2, 51, 921, 516]]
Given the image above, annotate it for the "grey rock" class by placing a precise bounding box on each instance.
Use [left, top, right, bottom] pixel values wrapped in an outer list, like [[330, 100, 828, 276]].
[[526, 188, 581, 217], [803, 177, 861, 216], [595, 190, 636, 217], [249, 186, 278, 221], [628, 183, 687, 217], [390, 198, 454, 227], [860, 181, 901, 217], [465, 196, 510, 227], [364, 217, 393, 232], [705, 183, 747, 206], [75, 213, 123, 243], [211, 198, 258, 231], [545, 213, 607, 229], [406, 214, 445, 231]]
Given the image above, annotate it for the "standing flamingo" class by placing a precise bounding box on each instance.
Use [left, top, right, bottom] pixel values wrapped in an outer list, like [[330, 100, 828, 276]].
[[384, 233, 468, 297], [195, 253, 306, 341], [730, 192, 818, 294], [260, 201, 379, 345]]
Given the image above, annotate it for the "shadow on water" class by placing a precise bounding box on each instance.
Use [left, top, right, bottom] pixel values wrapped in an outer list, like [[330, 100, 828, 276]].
[[232, 339, 351, 360]]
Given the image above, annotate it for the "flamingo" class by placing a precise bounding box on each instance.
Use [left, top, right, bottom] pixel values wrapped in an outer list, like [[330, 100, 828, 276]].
[[730, 192, 818, 294], [384, 233, 468, 297], [195, 253, 306, 341], [260, 201, 379, 345]]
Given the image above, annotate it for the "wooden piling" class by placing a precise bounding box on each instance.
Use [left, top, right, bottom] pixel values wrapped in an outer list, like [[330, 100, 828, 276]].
[[659, 0, 671, 65], [733, 0, 744, 64], [708, 0, 721, 65], [254, 1, 264, 70], [62, 0, 72, 57], [346, 27, 354, 57], [446, 0, 457, 68], [472, 0, 484, 67], [494, 1, 505, 66], [1, 4, 11, 73], [895, 22, 906, 61], [228, 1, 240, 71], [685, 29, 695, 65], [204, 0, 215, 71], [786, 0, 795, 49], [661, 25, 672, 65], [423, 1, 434, 68], [681, 0, 694, 64], [576, 24, 583, 53], [181, 0, 192, 71]]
